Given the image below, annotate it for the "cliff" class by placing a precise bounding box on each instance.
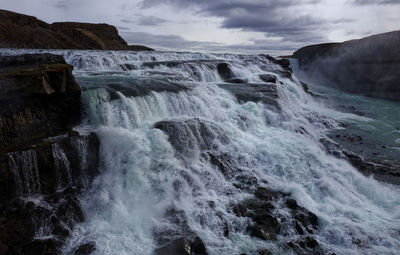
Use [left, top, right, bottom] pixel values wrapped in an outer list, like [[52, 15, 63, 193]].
[[0, 54, 100, 255], [0, 9, 154, 51], [292, 31, 400, 101]]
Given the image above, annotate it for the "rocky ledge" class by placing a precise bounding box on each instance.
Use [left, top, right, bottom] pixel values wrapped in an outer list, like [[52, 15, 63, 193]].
[[292, 31, 400, 101], [0, 54, 100, 255], [0, 9, 153, 51]]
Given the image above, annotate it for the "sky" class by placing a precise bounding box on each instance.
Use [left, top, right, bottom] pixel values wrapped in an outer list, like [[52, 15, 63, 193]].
[[1, 0, 400, 54]]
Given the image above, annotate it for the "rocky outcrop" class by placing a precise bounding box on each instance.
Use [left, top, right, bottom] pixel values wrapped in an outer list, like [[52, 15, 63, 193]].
[[0, 54, 81, 152], [292, 31, 400, 101], [0, 54, 100, 255], [0, 9, 153, 51]]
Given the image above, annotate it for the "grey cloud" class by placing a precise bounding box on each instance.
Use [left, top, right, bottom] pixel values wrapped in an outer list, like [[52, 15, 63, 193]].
[[121, 31, 294, 55], [141, 0, 326, 44], [122, 31, 222, 49], [54, 0, 72, 9], [121, 15, 169, 27], [136, 15, 169, 26], [351, 0, 400, 5]]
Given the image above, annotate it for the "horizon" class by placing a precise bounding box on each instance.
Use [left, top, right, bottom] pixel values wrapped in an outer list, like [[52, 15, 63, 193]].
[[2, 0, 400, 55]]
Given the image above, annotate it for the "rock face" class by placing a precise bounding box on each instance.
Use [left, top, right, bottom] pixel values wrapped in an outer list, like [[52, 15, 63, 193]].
[[0, 54, 81, 152], [292, 30, 400, 101], [0, 54, 100, 255], [0, 9, 153, 51]]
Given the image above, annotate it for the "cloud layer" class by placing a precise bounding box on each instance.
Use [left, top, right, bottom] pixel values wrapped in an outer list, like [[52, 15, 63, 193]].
[[1, 0, 399, 54]]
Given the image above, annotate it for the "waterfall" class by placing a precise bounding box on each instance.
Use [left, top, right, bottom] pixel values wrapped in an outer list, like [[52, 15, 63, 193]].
[[8, 149, 41, 196], [2, 48, 399, 255]]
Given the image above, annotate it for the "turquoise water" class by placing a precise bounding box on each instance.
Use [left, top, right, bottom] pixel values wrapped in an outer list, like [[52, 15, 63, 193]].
[[292, 61, 400, 168]]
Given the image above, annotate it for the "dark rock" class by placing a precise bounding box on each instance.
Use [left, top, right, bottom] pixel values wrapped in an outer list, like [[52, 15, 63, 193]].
[[286, 199, 298, 209], [0, 9, 153, 50], [247, 216, 279, 241], [258, 249, 272, 255], [254, 187, 283, 201], [74, 242, 96, 255], [119, 63, 137, 71], [217, 63, 235, 81], [259, 55, 292, 71], [154, 236, 207, 255], [217, 83, 280, 109], [22, 238, 62, 255], [104, 78, 189, 100], [259, 74, 277, 83], [0, 54, 100, 255], [226, 78, 247, 84], [0, 54, 81, 152]]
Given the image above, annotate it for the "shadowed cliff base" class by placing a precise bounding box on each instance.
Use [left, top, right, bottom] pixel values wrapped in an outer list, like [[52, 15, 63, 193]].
[[0, 53, 100, 255], [0, 9, 154, 51]]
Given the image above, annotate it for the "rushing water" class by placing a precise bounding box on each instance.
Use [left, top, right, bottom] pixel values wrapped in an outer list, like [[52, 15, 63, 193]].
[[2, 49, 399, 255]]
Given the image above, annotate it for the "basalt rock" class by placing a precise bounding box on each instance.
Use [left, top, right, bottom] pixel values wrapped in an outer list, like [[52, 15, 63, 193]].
[[0, 54, 81, 152], [218, 83, 280, 110], [0, 54, 100, 255], [233, 186, 324, 254], [0, 131, 100, 255], [153, 207, 208, 255]]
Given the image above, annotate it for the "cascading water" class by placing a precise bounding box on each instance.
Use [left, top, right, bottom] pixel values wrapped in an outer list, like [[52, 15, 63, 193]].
[[8, 150, 41, 196], [2, 49, 399, 255]]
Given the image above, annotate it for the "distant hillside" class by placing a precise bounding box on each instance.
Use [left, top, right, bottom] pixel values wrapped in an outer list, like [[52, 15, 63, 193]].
[[292, 31, 400, 101], [0, 9, 154, 51]]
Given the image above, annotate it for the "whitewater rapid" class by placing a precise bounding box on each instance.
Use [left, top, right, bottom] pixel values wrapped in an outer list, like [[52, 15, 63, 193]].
[[2, 49, 399, 255]]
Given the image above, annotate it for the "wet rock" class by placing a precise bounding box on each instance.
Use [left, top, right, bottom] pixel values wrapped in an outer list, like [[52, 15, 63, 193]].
[[226, 78, 247, 84], [217, 83, 280, 109], [119, 63, 137, 71], [206, 152, 237, 178], [259, 55, 292, 71], [154, 118, 229, 159], [153, 207, 208, 255], [254, 187, 284, 201], [22, 238, 62, 255], [286, 199, 298, 209], [258, 249, 272, 255], [104, 78, 190, 100], [259, 74, 277, 83], [217, 63, 234, 81], [74, 242, 96, 255], [233, 174, 258, 190], [321, 136, 400, 185], [154, 236, 207, 255], [233, 185, 324, 254], [287, 236, 324, 255], [247, 216, 279, 241]]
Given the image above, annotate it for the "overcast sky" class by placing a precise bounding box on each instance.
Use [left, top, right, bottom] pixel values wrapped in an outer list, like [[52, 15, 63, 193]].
[[2, 0, 400, 54]]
